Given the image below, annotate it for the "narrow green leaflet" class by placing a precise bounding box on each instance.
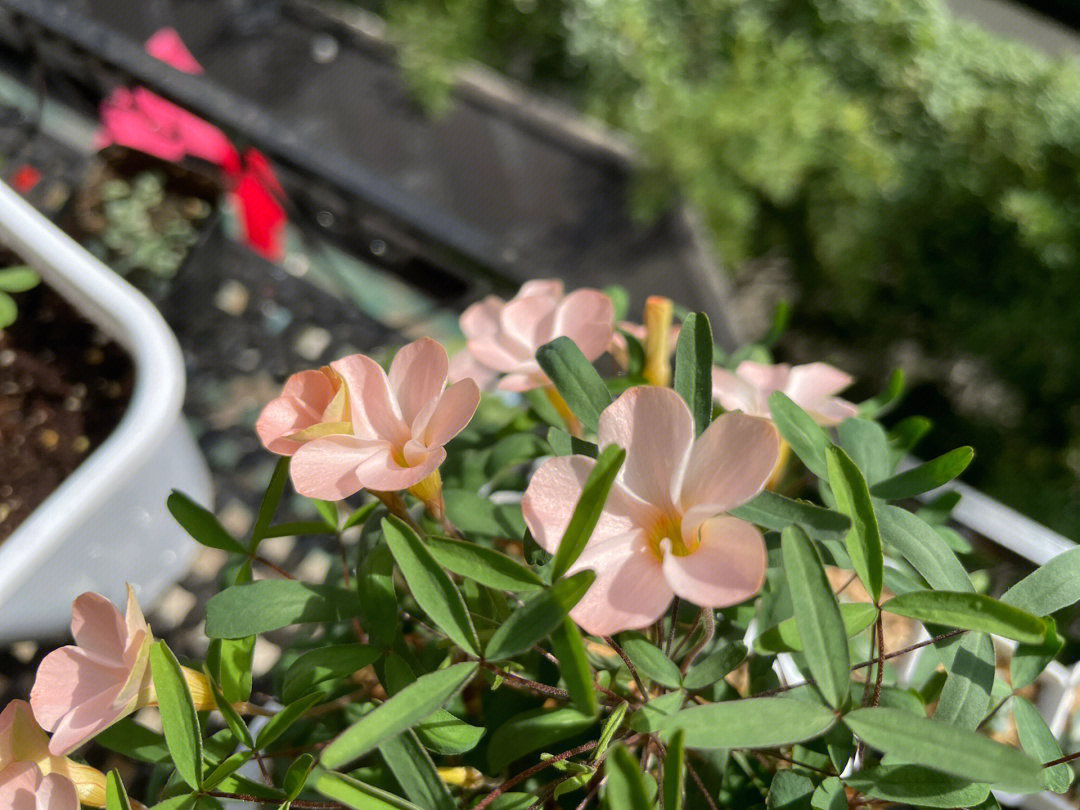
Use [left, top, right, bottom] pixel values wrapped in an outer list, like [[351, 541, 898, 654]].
[[284, 754, 316, 799], [378, 731, 455, 810], [312, 768, 423, 810], [202, 751, 254, 791], [105, 771, 133, 810], [810, 777, 846, 810], [781, 526, 850, 708], [1012, 696, 1073, 793], [858, 368, 905, 419], [842, 766, 990, 808], [1001, 546, 1080, 616], [768, 771, 814, 810], [888, 416, 933, 463], [167, 492, 246, 555], [1011, 622, 1065, 690], [673, 312, 713, 435], [536, 336, 612, 433], [729, 491, 850, 540], [320, 662, 477, 769], [663, 729, 685, 810], [682, 642, 747, 690], [94, 719, 169, 763], [875, 505, 972, 592], [256, 693, 323, 748], [250, 457, 295, 544], [933, 632, 993, 729], [869, 447, 974, 500], [382, 654, 485, 755], [630, 691, 687, 734], [618, 632, 682, 689], [204, 666, 253, 748], [655, 697, 837, 750], [283, 644, 381, 703], [149, 642, 203, 789], [882, 591, 1047, 643], [487, 708, 596, 772], [358, 543, 399, 648], [0, 265, 40, 292], [769, 392, 831, 479], [550, 445, 626, 580], [485, 570, 595, 661], [842, 707, 1044, 793], [754, 603, 876, 655], [206, 581, 361, 639], [604, 744, 652, 810], [550, 617, 599, 715], [425, 535, 544, 592], [838, 418, 891, 485], [382, 516, 480, 656], [827, 446, 883, 602], [547, 427, 599, 458]]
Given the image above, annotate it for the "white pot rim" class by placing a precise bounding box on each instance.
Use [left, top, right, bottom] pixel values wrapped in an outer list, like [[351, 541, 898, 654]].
[[0, 180, 187, 594]]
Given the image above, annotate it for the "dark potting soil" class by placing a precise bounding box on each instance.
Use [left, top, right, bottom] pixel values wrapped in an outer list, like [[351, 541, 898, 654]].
[[0, 281, 133, 542]]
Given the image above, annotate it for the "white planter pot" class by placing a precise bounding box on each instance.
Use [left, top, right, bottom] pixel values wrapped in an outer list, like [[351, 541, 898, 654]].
[[0, 180, 212, 643]]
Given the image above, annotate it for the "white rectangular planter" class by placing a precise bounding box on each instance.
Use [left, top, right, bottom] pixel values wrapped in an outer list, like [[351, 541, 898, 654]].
[[0, 180, 212, 643]]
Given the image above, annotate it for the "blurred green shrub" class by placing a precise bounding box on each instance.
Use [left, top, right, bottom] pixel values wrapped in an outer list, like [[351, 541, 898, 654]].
[[373, 0, 1080, 536]]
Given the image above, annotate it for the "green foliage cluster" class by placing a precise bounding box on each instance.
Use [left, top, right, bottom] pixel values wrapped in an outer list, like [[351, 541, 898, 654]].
[[106, 306, 1080, 810], [373, 0, 1080, 536]]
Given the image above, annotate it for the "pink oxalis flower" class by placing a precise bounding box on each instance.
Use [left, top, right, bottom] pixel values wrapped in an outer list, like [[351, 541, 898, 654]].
[[523, 386, 780, 635], [31, 586, 154, 756], [288, 338, 480, 499], [0, 701, 105, 807], [712, 361, 858, 426], [0, 762, 79, 810], [30, 587, 211, 757], [450, 279, 614, 391]]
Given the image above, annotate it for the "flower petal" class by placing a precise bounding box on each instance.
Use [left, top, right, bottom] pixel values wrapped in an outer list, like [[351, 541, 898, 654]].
[[785, 362, 853, 404], [807, 397, 859, 427], [663, 516, 767, 608], [736, 361, 790, 395], [45, 685, 127, 757], [566, 531, 672, 636], [496, 367, 547, 392], [518, 279, 564, 299], [522, 455, 658, 554], [290, 435, 383, 500], [459, 295, 504, 340], [421, 379, 480, 447], [467, 334, 530, 374], [388, 338, 449, 426], [255, 370, 339, 454], [70, 593, 127, 665], [331, 354, 406, 443], [0, 762, 42, 810], [598, 387, 694, 511], [554, 289, 615, 362], [447, 348, 498, 389], [37, 773, 80, 810], [499, 293, 559, 356], [354, 444, 444, 492], [711, 367, 765, 416], [679, 412, 780, 520], [30, 648, 125, 733]]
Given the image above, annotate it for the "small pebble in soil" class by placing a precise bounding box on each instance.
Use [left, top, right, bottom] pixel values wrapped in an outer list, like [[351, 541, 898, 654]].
[[214, 279, 250, 316], [294, 326, 332, 361]]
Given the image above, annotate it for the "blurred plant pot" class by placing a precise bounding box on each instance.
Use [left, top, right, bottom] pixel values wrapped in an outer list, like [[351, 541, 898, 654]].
[[65, 146, 221, 301], [0, 178, 212, 643]]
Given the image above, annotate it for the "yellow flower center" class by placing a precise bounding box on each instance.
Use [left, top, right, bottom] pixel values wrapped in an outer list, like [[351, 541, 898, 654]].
[[647, 513, 697, 560]]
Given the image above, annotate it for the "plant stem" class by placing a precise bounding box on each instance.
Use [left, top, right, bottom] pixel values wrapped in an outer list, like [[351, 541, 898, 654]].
[[478, 660, 573, 701], [250, 553, 294, 579], [665, 597, 681, 655], [754, 628, 967, 698], [604, 635, 650, 700]]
